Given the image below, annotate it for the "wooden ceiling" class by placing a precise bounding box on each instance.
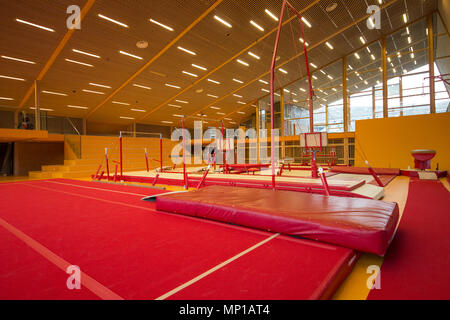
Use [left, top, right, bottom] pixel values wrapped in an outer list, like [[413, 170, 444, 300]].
[[0, 0, 438, 128]]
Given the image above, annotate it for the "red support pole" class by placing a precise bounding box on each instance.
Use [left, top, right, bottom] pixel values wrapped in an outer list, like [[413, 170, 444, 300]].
[[119, 134, 123, 179], [182, 116, 187, 190], [367, 163, 384, 187], [318, 168, 330, 196], [152, 174, 159, 186], [196, 166, 210, 190], [105, 148, 110, 181], [93, 164, 102, 181], [99, 171, 105, 181], [145, 148, 149, 172], [113, 164, 118, 182], [221, 121, 226, 173], [160, 135, 163, 173]]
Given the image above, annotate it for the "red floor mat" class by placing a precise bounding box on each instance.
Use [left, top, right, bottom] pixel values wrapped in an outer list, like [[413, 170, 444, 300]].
[[368, 180, 450, 300]]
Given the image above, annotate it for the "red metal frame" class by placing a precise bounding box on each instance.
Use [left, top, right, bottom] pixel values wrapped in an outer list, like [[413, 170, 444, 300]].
[[105, 148, 110, 181], [182, 116, 187, 190]]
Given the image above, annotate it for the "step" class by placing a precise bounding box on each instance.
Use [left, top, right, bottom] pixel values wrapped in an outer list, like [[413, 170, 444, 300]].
[[42, 165, 70, 172], [29, 171, 56, 179]]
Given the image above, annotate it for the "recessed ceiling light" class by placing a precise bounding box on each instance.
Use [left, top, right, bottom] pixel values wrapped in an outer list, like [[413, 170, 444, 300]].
[[177, 46, 196, 55], [89, 83, 111, 89], [16, 18, 55, 32], [1, 55, 36, 64], [42, 90, 67, 96], [68, 105, 88, 109], [192, 64, 207, 71], [278, 68, 288, 74], [149, 19, 174, 31], [265, 9, 278, 21], [136, 40, 148, 49], [0, 75, 25, 81], [165, 83, 181, 89], [301, 17, 311, 28], [182, 71, 198, 77], [65, 59, 93, 67], [207, 94, 219, 98], [72, 49, 101, 59], [133, 84, 151, 90], [98, 14, 128, 28], [131, 109, 146, 112], [325, 42, 334, 50], [248, 51, 260, 59], [119, 50, 143, 60], [214, 15, 232, 28], [237, 59, 249, 67], [168, 104, 181, 108], [207, 79, 220, 84], [0, 97, 14, 100], [250, 20, 264, 32], [112, 101, 130, 105], [326, 2, 338, 13], [233, 94, 243, 98], [120, 116, 135, 120], [233, 78, 243, 84], [210, 106, 220, 110], [82, 89, 104, 94], [258, 79, 268, 84]]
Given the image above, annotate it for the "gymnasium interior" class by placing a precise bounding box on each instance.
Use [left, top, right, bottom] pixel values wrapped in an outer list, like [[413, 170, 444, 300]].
[[0, 0, 449, 301]]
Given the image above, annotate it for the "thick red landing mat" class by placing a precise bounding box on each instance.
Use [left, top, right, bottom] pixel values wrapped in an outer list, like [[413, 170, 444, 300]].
[[331, 166, 400, 176], [0, 179, 356, 300], [368, 180, 450, 300], [156, 186, 399, 256]]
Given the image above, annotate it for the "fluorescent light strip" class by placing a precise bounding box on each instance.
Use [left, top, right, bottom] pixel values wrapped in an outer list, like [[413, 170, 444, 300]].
[[217, 112, 226, 115], [237, 101, 246, 105], [119, 51, 143, 60], [224, 118, 232, 121], [89, 83, 111, 89], [299, 38, 309, 46], [233, 94, 243, 98], [182, 71, 198, 77], [367, 47, 371, 53], [30, 107, 53, 111], [265, 9, 278, 21], [233, 78, 243, 84], [68, 105, 88, 109], [149, 19, 174, 31], [210, 106, 220, 110], [175, 100, 188, 104], [177, 46, 196, 55], [165, 83, 181, 89], [112, 101, 130, 105], [248, 51, 260, 59], [65, 59, 93, 67], [371, 54, 376, 60], [300, 88, 306, 92], [131, 109, 146, 112], [360, 36, 366, 44], [98, 14, 128, 28], [207, 94, 218, 98], [168, 104, 181, 108], [162, 121, 173, 124], [327, 75, 334, 80], [192, 64, 207, 71], [207, 79, 220, 84], [278, 68, 288, 74], [301, 17, 311, 28], [213, 15, 232, 28], [16, 19, 54, 32], [259, 79, 268, 85], [237, 59, 249, 67], [1, 55, 36, 64], [310, 63, 317, 68], [354, 53, 360, 59], [237, 111, 245, 114], [261, 88, 269, 93], [0, 75, 26, 81], [133, 84, 151, 90], [250, 20, 264, 32], [403, 13, 408, 23], [0, 97, 14, 100], [325, 42, 334, 50], [312, 75, 318, 80], [120, 116, 134, 120], [72, 49, 101, 59], [42, 90, 67, 96], [83, 89, 104, 95]]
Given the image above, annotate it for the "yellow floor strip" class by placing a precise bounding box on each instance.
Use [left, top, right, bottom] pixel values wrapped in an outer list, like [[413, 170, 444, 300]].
[[332, 176, 410, 300]]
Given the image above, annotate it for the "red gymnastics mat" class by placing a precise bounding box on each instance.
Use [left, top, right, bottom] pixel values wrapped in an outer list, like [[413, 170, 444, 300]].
[[368, 179, 450, 300], [0, 179, 357, 300]]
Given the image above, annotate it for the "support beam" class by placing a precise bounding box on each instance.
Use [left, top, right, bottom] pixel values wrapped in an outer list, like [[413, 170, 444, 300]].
[[342, 57, 348, 132], [34, 80, 40, 131], [382, 36, 388, 118], [428, 14, 436, 113]]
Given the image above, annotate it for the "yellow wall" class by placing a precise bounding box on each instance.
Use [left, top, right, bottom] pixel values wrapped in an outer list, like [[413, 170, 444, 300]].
[[355, 113, 450, 169]]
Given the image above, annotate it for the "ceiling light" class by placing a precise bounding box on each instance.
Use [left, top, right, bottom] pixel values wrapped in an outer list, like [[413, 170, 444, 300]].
[[83, 89, 104, 94], [326, 3, 338, 13], [320, 70, 326, 75], [168, 104, 181, 108], [89, 83, 111, 89], [300, 88, 306, 92], [233, 94, 243, 98], [301, 17, 311, 28], [408, 36, 412, 44], [367, 47, 371, 53], [237, 101, 246, 105], [68, 105, 88, 109], [162, 121, 173, 124], [131, 109, 146, 112], [258, 79, 268, 84], [133, 84, 151, 90], [182, 71, 198, 77], [217, 112, 226, 115], [65, 59, 93, 67], [410, 53, 415, 58], [387, 57, 391, 62], [210, 106, 220, 110], [0, 75, 25, 81], [16, 18, 55, 32], [175, 100, 188, 104], [98, 14, 128, 28], [278, 68, 288, 74], [354, 53, 360, 59], [261, 88, 269, 93], [224, 118, 232, 121], [42, 90, 67, 96], [192, 64, 207, 71], [0, 97, 14, 100], [233, 78, 244, 84], [250, 20, 264, 31], [325, 42, 334, 50], [406, 27, 410, 35], [173, 114, 184, 118], [312, 75, 318, 80], [327, 75, 333, 80], [207, 79, 220, 84], [237, 111, 246, 114], [248, 51, 260, 59], [72, 49, 101, 59], [119, 50, 143, 60], [120, 116, 135, 120], [403, 13, 408, 24], [177, 46, 196, 55], [360, 36, 366, 44], [299, 38, 309, 46], [30, 107, 53, 111], [1, 55, 36, 64], [265, 9, 278, 21], [237, 59, 249, 67], [371, 54, 376, 60], [207, 94, 218, 98], [149, 19, 174, 31], [165, 83, 181, 89], [112, 101, 130, 105], [310, 63, 317, 68], [213, 15, 232, 28]]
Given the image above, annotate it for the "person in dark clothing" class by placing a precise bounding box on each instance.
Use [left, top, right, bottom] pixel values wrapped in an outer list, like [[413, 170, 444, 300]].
[[18, 117, 34, 130]]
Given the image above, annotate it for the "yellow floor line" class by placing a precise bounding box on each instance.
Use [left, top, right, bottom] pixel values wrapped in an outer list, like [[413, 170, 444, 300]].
[[332, 176, 410, 300]]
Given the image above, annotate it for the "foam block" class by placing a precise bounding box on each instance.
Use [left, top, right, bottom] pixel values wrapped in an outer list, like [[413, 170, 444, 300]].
[[156, 186, 399, 256]]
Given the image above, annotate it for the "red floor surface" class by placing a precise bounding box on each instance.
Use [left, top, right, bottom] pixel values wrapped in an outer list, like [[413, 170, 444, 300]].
[[0, 179, 356, 300], [368, 179, 450, 300]]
